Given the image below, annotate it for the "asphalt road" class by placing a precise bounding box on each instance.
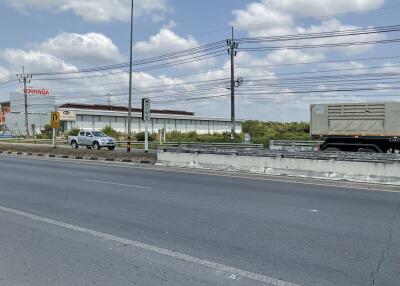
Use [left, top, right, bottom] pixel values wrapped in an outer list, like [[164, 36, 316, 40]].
[[0, 155, 399, 286]]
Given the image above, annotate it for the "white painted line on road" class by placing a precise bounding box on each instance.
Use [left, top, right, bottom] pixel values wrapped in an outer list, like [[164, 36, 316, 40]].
[[84, 179, 152, 191], [0, 205, 301, 286], [309, 209, 319, 213]]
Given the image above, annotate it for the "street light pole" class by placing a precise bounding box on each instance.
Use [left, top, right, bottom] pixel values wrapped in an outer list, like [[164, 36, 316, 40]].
[[127, 0, 134, 153]]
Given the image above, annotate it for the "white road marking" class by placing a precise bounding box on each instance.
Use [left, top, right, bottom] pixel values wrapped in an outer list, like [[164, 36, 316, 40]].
[[84, 179, 152, 191], [0, 205, 301, 286], [309, 209, 319, 213], [2, 153, 399, 194]]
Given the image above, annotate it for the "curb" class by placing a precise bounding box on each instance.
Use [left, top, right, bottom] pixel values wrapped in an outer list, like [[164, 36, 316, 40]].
[[0, 150, 155, 165]]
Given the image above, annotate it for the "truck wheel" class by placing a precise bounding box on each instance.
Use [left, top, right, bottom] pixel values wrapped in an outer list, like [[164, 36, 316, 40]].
[[324, 147, 341, 152], [71, 141, 78, 149], [108, 146, 115, 151], [93, 142, 100, 150]]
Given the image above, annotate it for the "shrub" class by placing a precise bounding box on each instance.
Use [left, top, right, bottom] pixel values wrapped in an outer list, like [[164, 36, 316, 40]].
[[165, 131, 242, 144], [242, 120, 311, 147], [101, 125, 118, 138], [39, 125, 53, 139], [135, 132, 157, 141], [67, 128, 80, 137]]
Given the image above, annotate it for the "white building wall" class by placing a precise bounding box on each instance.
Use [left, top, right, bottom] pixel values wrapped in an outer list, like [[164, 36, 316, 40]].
[[5, 93, 56, 136], [59, 108, 242, 135]]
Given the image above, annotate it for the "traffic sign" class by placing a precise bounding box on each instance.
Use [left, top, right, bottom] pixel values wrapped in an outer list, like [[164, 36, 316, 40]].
[[142, 98, 151, 121], [51, 112, 60, 129]]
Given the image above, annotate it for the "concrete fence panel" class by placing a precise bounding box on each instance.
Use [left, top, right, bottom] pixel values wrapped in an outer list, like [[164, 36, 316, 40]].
[[157, 151, 400, 185]]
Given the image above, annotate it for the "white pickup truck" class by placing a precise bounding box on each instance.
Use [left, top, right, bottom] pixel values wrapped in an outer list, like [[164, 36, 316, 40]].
[[68, 131, 116, 150]]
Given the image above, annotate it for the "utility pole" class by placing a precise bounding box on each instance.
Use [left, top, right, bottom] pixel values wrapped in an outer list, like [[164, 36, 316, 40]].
[[17, 66, 32, 138], [227, 27, 238, 143], [127, 0, 134, 153]]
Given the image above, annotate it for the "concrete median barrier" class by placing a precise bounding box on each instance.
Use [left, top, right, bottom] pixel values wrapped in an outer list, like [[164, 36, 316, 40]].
[[157, 150, 400, 186]]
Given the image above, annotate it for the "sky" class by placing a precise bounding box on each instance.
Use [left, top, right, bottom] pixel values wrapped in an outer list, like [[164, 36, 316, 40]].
[[0, 0, 400, 121]]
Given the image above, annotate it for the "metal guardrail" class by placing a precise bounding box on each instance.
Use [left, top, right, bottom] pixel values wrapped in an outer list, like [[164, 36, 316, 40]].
[[0, 139, 262, 151], [161, 142, 263, 148], [269, 140, 323, 152], [159, 142, 264, 152], [160, 145, 400, 164]]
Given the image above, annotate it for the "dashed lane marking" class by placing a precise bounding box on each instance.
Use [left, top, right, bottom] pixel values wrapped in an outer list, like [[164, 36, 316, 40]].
[[84, 179, 152, 191]]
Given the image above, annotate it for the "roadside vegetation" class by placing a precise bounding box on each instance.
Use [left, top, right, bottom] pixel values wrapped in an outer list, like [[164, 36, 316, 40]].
[[242, 121, 310, 147], [57, 122, 311, 147], [162, 122, 310, 146]]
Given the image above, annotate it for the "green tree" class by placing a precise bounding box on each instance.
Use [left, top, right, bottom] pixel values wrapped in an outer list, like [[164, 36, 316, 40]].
[[40, 125, 53, 139], [101, 126, 118, 138]]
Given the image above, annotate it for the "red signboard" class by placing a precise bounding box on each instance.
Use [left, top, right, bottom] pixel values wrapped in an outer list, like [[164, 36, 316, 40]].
[[23, 88, 50, 96]]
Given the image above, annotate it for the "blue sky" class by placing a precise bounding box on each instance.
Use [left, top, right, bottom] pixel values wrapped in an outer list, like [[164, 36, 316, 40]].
[[1, 0, 400, 121]]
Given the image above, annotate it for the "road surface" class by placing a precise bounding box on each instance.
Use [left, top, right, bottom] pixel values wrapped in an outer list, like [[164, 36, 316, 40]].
[[0, 154, 399, 286]]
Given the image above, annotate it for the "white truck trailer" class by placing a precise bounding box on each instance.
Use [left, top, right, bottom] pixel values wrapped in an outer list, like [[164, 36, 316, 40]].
[[310, 102, 400, 153]]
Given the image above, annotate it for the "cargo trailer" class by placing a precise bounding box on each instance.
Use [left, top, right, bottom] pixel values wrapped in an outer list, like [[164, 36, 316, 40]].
[[310, 102, 400, 153]]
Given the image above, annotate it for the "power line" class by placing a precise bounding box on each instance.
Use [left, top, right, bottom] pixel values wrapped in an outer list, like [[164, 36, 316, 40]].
[[233, 4, 400, 32], [22, 55, 400, 93], [34, 51, 227, 81], [239, 38, 400, 52], [237, 24, 400, 43], [236, 55, 400, 69], [32, 41, 226, 76]]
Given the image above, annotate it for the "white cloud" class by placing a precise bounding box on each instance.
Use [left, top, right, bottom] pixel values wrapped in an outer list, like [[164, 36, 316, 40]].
[[265, 49, 325, 65], [231, 0, 385, 55], [265, 0, 384, 18], [322, 61, 367, 74], [134, 28, 216, 69], [232, 2, 293, 36], [163, 19, 177, 30], [232, 0, 384, 33], [40, 32, 123, 65], [224, 0, 389, 121], [294, 19, 384, 55], [378, 62, 400, 74], [1, 49, 77, 73], [134, 28, 198, 55], [0, 66, 11, 81], [2, 0, 169, 23]]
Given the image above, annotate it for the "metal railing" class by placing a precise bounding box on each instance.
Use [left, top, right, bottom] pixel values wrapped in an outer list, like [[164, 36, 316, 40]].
[[269, 140, 323, 152], [159, 142, 264, 153], [161, 142, 263, 148]]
